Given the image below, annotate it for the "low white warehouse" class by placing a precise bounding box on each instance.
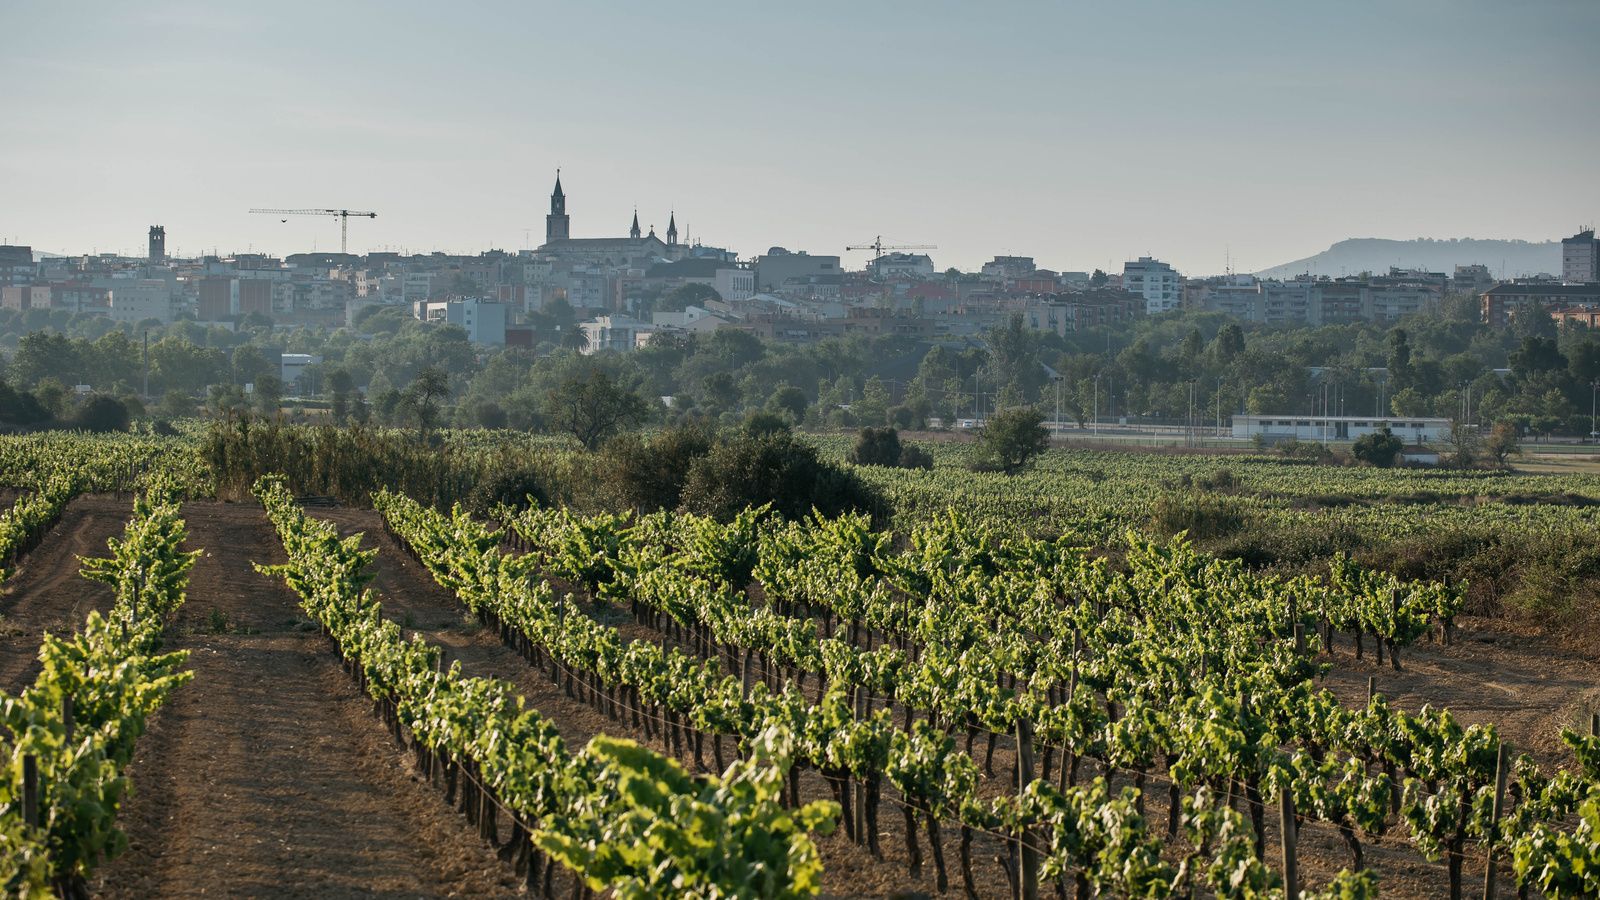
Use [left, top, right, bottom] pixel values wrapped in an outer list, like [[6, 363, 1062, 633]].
[[1231, 414, 1452, 444]]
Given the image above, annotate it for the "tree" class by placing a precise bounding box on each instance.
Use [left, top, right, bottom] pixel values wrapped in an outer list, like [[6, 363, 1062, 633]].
[[402, 366, 451, 441], [560, 326, 590, 352], [850, 427, 903, 467], [1389, 387, 1428, 417], [72, 394, 131, 433], [1386, 329, 1414, 388], [1446, 422, 1481, 469], [327, 367, 355, 423], [253, 374, 283, 417], [1089, 269, 1109, 288], [1208, 324, 1246, 364], [767, 383, 809, 422], [659, 283, 721, 313], [1509, 336, 1566, 377], [1351, 427, 1403, 467], [1484, 422, 1521, 467], [972, 406, 1050, 475], [544, 366, 651, 450]]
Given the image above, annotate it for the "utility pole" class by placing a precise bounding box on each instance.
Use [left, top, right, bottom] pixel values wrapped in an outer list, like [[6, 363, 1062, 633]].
[[1093, 373, 1101, 438], [1053, 376, 1062, 436], [1188, 381, 1196, 447], [1591, 379, 1599, 442], [1216, 376, 1223, 437], [142, 329, 149, 399]]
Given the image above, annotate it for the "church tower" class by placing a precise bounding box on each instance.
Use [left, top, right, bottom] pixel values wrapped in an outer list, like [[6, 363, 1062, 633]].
[[630, 210, 641, 240], [545, 171, 570, 244], [666, 211, 678, 247]]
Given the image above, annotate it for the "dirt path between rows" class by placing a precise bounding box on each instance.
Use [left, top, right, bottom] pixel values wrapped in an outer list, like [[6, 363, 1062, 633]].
[[311, 508, 1010, 899], [1322, 616, 1600, 768], [92, 502, 519, 899], [0, 494, 130, 694]]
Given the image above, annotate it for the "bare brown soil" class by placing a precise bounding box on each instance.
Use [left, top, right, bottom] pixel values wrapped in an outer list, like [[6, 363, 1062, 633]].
[[90, 502, 519, 899], [1321, 616, 1600, 768], [0, 494, 130, 694]]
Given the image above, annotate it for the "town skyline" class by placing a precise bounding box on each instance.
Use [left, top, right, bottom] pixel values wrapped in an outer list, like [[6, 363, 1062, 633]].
[[4, 1, 1597, 273]]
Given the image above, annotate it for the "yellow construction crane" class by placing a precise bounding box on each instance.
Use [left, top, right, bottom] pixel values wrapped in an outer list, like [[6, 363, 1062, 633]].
[[845, 235, 936, 275], [249, 208, 377, 253]]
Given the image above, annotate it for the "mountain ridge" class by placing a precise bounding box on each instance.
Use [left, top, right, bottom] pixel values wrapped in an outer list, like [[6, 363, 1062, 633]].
[[1255, 237, 1561, 280]]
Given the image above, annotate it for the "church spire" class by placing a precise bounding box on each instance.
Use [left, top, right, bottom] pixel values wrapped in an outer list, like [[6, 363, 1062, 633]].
[[545, 169, 570, 244], [630, 209, 641, 240], [666, 210, 678, 247]]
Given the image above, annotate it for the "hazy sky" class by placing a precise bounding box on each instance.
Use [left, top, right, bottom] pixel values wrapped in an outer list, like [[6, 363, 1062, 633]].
[[3, 1, 1597, 274]]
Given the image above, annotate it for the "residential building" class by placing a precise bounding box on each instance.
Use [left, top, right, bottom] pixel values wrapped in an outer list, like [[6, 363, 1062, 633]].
[[1551, 307, 1600, 329], [196, 277, 275, 320], [754, 248, 841, 294], [416, 298, 507, 345], [870, 252, 935, 279], [1481, 282, 1600, 327], [1563, 229, 1600, 283], [1, 285, 55, 311], [107, 280, 175, 324], [578, 314, 654, 353], [1122, 257, 1181, 314], [980, 256, 1036, 280], [1451, 264, 1495, 295]]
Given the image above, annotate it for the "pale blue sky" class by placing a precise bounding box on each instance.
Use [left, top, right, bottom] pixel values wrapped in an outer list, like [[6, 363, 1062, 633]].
[[3, 0, 1596, 274]]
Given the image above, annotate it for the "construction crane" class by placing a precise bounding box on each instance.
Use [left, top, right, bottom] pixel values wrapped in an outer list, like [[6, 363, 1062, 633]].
[[845, 235, 937, 275], [249, 208, 377, 253]]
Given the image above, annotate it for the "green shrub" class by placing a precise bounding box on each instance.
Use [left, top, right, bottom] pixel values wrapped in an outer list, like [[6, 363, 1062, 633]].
[[681, 429, 880, 523]]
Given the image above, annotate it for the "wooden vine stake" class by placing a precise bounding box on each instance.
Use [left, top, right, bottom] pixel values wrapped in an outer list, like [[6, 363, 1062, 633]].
[[22, 753, 39, 829], [1017, 717, 1039, 900], [1481, 741, 1510, 900], [1279, 789, 1298, 900]]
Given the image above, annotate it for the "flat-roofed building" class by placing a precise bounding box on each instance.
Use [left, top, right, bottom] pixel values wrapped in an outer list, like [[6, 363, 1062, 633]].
[[1232, 414, 1451, 444]]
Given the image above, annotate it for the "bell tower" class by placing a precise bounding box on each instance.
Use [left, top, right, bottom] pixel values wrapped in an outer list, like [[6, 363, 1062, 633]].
[[545, 171, 570, 244]]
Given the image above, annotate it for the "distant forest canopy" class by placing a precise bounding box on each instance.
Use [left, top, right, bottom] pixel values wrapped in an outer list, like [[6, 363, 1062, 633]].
[[1255, 237, 1562, 280], [1, 292, 1598, 438]]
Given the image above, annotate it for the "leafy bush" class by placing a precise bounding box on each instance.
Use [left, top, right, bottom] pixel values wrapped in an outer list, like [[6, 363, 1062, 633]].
[[73, 394, 132, 433], [1150, 492, 1248, 541], [1352, 427, 1403, 467], [599, 424, 714, 512], [850, 427, 903, 467], [681, 429, 880, 522], [466, 466, 554, 516], [970, 407, 1049, 475], [897, 443, 934, 470]]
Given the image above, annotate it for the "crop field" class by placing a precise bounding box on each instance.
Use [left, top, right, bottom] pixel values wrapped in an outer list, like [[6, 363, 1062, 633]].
[[6, 428, 1600, 898]]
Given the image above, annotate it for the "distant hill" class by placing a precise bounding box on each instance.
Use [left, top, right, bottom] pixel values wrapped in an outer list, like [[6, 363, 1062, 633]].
[[1255, 237, 1561, 281]]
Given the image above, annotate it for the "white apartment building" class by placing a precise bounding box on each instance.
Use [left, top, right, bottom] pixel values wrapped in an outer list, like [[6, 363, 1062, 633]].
[[1122, 257, 1181, 314], [107, 280, 175, 324], [579, 315, 654, 353], [1563, 229, 1599, 284], [416, 298, 507, 345], [714, 267, 755, 303]]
